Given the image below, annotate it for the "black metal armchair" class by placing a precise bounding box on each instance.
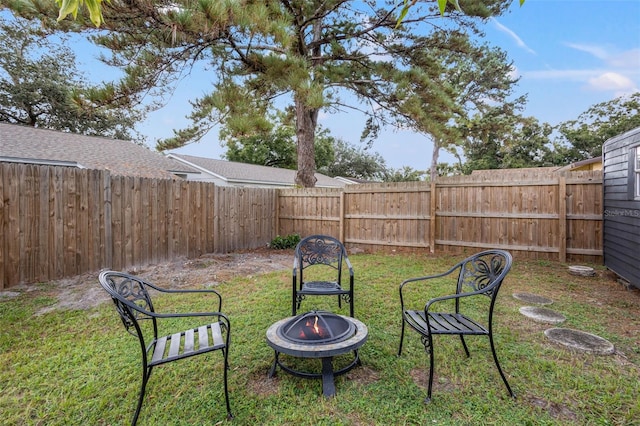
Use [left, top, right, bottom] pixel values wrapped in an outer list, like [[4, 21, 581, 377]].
[[98, 271, 232, 425], [292, 235, 354, 317], [398, 250, 515, 402]]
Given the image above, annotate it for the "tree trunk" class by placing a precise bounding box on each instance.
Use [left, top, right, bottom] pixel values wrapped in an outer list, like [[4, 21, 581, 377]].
[[294, 95, 319, 187], [430, 138, 440, 182]]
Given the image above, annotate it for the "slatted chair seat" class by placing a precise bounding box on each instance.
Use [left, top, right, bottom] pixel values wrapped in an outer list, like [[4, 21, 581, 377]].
[[299, 280, 342, 293], [398, 250, 516, 402], [99, 271, 233, 425], [151, 322, 226, 365], [403, 311, 489, 335]]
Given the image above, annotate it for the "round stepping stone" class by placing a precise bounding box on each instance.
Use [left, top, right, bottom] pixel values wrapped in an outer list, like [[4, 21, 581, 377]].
[[519, 306, 566, 324], [513, 292, 553, 305], [544, 328, 615, 355], [568, 265, 595, 277]]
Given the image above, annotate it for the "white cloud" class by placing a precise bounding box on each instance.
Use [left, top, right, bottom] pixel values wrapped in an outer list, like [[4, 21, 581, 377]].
[[524, 69, 602, 80], [566, 43, 640, 70], [491, 18, 536, 55], [522, 42, 639, 96], [608, 48, 640, 68], [564, 42, 608, 60], [587, 72, 637, 94]]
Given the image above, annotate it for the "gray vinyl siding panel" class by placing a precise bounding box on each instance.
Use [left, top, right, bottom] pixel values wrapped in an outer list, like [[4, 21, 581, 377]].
[[602, 126, 640, 289]]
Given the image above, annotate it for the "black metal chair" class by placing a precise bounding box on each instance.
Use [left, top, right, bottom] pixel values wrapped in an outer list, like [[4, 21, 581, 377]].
[[398, 250, 515, 402], [98, 271, 232, 425], [292, 235, 354, 317]]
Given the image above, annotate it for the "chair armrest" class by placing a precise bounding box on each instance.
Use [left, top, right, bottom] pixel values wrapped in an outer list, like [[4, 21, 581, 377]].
[[142, 281, 223, 312], [121, 295, 229, 324], [399, 266, 459, 302], [153, 311, 230, 324], [398, 263, 464, 310], [423, 288, 490, 313], [344, 256, 354, 277]]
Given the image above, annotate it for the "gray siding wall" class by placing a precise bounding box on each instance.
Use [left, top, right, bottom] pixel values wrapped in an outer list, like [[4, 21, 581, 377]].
[[602, 126, 640, 289]]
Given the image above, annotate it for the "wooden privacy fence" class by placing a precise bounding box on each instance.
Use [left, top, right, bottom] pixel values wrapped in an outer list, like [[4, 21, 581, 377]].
[[1, 163, 602, 289], [0, 163, 277, 288], [279, 170, 603, 262]]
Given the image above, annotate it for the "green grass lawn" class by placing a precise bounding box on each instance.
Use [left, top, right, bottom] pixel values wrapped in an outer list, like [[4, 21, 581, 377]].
[[1, 252, 638, 425]]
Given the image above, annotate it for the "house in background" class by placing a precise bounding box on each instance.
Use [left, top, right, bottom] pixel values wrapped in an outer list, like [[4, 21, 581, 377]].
[[0, 123, 197, 179], [167, 153, 350, 188], [602, 126, 640, 290], [556, 156, 602, 172], [1, 123, 353, 187]]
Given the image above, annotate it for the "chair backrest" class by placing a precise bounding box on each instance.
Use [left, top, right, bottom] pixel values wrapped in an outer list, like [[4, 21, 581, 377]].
[[98, 271, 158, 341], [294, 235, 347, 281], [456, 250, 512, 300]]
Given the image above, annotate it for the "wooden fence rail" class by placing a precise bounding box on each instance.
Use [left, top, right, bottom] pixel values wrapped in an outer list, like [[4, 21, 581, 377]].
[[1, 163, 602, 289]]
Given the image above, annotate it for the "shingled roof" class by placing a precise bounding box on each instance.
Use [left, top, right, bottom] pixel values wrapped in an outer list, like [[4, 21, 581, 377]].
[[0, 123, 197, 179], [168, 153, 346, 188]]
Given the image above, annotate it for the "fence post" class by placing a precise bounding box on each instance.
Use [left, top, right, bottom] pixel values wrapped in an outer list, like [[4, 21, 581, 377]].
[[558, 175, 567, 262], [213, 186, 219, 253], [103, 170, 112, 269], [339, 190, 345, 243], [274, 188, 280, 241], [429, 181, 436, 253]]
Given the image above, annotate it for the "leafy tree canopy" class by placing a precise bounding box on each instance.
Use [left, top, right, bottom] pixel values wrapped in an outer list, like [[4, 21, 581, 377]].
[[318, 138, 387, 180], [0, 11, 144, 140], [2, 0, 516, 187], [461, 110, 553, 173], [389, 29, 523, 180], [222, 112, 298, 169], [222, 114, 333, 172], [551, 92, 640, 163], [382, 166, 425, 182], [222, 111, 386, 180]]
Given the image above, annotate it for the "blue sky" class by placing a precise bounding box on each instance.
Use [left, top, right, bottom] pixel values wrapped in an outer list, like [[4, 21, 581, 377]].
[[88, 1, 640, 171]]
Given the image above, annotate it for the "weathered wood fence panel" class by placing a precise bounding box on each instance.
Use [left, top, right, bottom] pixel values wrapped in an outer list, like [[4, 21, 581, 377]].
[[344, 182, 431, 250], [107, 177, 219, 270], [1, 163, 603, 289], [213, 186, 277, 253], [278, 188, 342, 238], [0, 164, 278, 288], [276, 172, 603, 263], [565, 172, 603, 260], [430, 172, 602, 262]]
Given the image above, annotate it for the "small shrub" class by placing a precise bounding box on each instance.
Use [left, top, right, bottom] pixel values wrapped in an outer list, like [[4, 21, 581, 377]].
[[269, 233, 301, 249]]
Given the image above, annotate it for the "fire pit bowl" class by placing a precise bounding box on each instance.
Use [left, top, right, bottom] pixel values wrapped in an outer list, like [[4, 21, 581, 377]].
[[266, 312, 368, 397], [276, 310, 356, 344]]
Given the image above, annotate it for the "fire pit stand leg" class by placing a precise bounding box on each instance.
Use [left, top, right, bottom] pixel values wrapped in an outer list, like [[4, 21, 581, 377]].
[[321, 357, 336, 398], [268, 351, 279, 378]]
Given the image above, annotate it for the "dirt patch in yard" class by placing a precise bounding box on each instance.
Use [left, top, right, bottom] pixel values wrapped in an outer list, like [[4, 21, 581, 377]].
[[21, 248, 294, 315]]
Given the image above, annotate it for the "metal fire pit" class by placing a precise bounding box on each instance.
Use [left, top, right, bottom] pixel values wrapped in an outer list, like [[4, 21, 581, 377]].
[[266, 311, 368, 397]]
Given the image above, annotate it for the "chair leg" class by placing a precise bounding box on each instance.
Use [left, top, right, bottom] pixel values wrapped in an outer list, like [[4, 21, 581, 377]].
[[459, 335, 470, 357], [489, 334, 515, 399], [398, 318, 406, 356], [132, 367, 151, 426], [222, 350, 233, 419], [425, 334, 434, 403], [293, 294, 302, 316], [292, 294, 297, 316]]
